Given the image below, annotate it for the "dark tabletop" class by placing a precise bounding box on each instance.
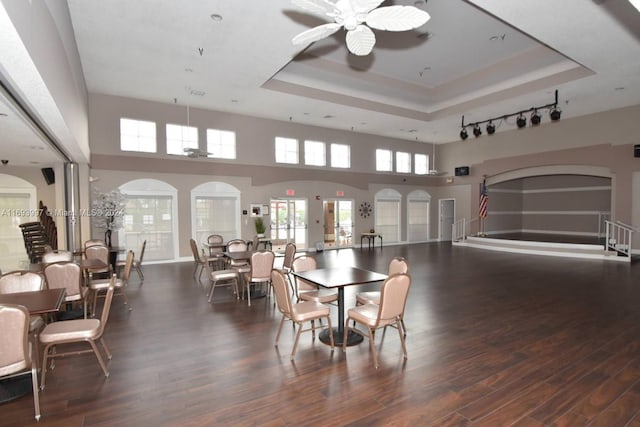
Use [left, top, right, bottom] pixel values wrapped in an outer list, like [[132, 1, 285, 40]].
[[291, 267, 387, 289]]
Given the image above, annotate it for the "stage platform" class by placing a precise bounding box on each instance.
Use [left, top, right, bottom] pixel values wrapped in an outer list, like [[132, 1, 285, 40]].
[[452, 234, 628, 262]]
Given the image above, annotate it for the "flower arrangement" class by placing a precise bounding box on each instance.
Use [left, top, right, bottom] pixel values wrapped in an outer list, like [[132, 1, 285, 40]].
[[92, 188, 126, 246]]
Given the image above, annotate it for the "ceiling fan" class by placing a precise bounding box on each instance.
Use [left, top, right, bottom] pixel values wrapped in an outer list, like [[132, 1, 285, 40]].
[[183, 148, 212, 158], [291, 0, 431, 56], [428, 144, 447, 176]]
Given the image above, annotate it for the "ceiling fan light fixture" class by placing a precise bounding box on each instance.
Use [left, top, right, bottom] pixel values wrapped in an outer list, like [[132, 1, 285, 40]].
[[486, 121, 495, 135], [291, 0, 431, 56], [460, 128, 468, 140], [516, 114, 527, 128], [531, 110, 541, 126], [473, 124, 482, 137]]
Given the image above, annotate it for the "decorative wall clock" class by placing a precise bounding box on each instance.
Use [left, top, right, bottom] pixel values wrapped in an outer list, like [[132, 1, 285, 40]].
[[359, 202, 372, 217]]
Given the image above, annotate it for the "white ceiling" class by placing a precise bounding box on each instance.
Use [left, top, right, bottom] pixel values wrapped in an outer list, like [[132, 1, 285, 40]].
[[1, 0, 640, 166]]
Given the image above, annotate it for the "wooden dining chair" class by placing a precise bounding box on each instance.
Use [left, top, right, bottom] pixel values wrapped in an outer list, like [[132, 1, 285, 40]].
[[241, 250, 275, 306], [39, 276, 116, 389], [0, 270, 47, 365], [117, 240, 146, 282], [85, 243, 112, 280], [89, 250, 134, 315], [189, 238, 219, 282], [271, 269, 334, 360], [0, 304, 41, 420], [344, 273, 411, 369], [281, 242, 296, 292], [291, 256, 338, 305], [43, 261, 88, 319], [355, 256, 409, 334]]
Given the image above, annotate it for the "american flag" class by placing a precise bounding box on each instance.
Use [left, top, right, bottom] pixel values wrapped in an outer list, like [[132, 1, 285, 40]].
[[479, 180, 488, 219]]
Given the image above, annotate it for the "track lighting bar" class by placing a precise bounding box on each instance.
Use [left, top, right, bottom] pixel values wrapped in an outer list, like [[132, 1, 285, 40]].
[[459, 90, 562, 140]]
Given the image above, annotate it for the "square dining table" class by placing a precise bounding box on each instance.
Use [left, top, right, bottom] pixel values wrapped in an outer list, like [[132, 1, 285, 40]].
[[291, 267, 387, 346], [0, 287, 66, 315]]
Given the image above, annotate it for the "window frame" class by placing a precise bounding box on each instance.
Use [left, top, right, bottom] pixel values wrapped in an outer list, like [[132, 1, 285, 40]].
[[396, 151, 411, 174], [275, 137, 299, 164], [304, 140, 326, 166], [330, 143, 350, 169], [206, 128, 236, 159], [166, 123, 198, 156], [120, 118, 157, 153]]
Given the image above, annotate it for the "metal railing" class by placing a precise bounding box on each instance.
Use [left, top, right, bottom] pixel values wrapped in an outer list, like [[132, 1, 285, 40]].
[[452, 218, 467, 242], [452, 217, 483, 242], [604, 220, 633, 260]]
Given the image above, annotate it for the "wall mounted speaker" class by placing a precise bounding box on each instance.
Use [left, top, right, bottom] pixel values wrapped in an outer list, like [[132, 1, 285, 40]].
[[41, 167, 55, 185], [635, 144, 640, 158], [454, 166, 469, 176]]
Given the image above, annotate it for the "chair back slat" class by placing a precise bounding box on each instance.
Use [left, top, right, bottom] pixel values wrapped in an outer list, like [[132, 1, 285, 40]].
[[271, 269, 292, 316], [0, 271, 44, 294], [42, 250, 73, 264], [282, 243, 296, 271], [43, 262, 83, 299], [250, 251, 275, 281], [292, 256, 318, 291], [227, 239, 248, 253], [97, 276, 117, 337], [0, 304, 30, 376], [378, 273, 411, 325], [388, 257, 409, 275], [138, 240, 147, 263]]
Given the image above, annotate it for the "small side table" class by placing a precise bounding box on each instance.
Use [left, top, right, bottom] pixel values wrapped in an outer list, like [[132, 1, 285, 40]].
[[258, 238, 272, 250], [360, 233, 382, 249]]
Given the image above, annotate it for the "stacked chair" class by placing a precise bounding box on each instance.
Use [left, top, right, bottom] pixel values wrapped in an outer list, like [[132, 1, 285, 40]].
[[18, 202, 57, 263]]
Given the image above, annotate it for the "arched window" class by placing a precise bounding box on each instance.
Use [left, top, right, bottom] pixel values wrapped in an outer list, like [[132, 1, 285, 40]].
[[118, 179, 178, 261], [407, 190, 431, 242], [191, 182, 241, 244], [0, 174, 37, 270], [375, 189, 402, 243]]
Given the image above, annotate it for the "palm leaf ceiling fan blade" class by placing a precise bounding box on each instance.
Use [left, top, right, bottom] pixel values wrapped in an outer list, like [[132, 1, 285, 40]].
[[345, 25, 376, 56], [292, 23, 342, 46], [291, 0, 338, 17], [366, 6, 430, 31], [350, 0, 385, 14], [291, 0, 430, 56]]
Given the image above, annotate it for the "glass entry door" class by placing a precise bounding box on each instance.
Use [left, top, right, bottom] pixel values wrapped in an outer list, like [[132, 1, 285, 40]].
[[270, 199, 307, 250], [323, 199, 354, 249]]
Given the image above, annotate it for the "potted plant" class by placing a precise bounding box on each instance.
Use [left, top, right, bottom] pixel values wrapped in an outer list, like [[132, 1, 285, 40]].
[[254, 217, 266, 237]]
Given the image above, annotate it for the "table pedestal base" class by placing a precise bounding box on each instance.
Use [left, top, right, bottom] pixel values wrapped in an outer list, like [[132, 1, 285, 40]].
[[319, 327, 363, 346]]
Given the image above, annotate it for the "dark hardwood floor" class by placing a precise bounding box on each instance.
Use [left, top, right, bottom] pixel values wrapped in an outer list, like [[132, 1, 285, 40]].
[[3, 243, 640, 426]]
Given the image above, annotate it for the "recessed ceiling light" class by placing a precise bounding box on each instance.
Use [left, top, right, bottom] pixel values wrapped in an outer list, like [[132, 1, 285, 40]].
[[184, 67, 194, 72], [190, 89, 205, 96], [28, 145, 44, 151], [489, 34, 506, 41], [323, 115, 334, 119], [210, 14, 223, 21], [360, 122, 367, 125], [615, 87, 625, 91], [231, 99, 239, 103]]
